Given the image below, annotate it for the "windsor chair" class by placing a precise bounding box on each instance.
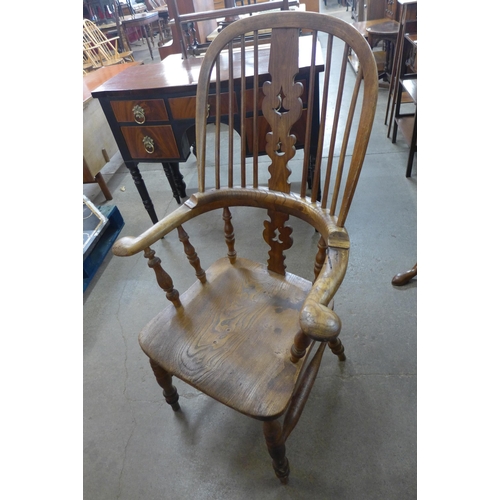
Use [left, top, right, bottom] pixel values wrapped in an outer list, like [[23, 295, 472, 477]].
[[112, 10, 378, 483], [83, 18, 135, 68]]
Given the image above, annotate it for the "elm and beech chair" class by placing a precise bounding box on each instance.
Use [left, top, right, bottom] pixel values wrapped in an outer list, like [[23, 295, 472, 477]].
[[112, 11, 378, 483]]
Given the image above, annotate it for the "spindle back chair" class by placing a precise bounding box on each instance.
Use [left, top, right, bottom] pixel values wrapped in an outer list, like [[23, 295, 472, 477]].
[[83, 18, 135, 68], [112, 11, 378, 483]]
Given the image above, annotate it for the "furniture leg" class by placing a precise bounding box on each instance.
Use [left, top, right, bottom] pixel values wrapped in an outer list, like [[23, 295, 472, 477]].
[[263, 420, 289, 484], [143, 25, 154, 59], [392, 263, 417, 286], [125, 162, 159, 224], [149, 359, 181, 411], [328, 337, 346, 361], [405, 108, 417, 177], [162, 162, 186, 204], [391, 76, 402, 143], [170, 162, 187, 198], [94, 172, 113, 200]]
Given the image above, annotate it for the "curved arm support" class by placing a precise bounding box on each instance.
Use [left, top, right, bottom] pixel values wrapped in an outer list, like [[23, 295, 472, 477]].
[[299, 247, 349, 342], [112, 188, 350, 257]]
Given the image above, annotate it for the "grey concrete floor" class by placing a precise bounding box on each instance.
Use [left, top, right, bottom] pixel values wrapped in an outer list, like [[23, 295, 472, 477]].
[[84, 4, 417, 499]]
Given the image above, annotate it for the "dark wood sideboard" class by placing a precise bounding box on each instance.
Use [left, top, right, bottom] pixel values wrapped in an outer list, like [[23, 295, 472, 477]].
[[92, 35, 323, 225]]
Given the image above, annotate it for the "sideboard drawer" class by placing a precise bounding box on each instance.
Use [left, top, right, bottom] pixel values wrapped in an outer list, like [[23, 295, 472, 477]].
[[169, 93, 234, 120], [121, 125, 180, 159], [111, 99, 169, 123]]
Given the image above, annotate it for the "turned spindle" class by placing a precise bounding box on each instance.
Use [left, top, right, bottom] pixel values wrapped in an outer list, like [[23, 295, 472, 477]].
[[177, 225, 206, 283], [144, 247, 181, 307], [222, 207, 237, 263], [328, 337, 346, 361], [314, 236, 327, 281], [290, 331, 312, 363]]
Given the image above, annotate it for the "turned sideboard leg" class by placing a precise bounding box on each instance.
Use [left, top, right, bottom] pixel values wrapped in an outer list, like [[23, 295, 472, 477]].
[[162, 162, 185, 204], [125, 162, 159, 224], [169, 162, 187, 199]]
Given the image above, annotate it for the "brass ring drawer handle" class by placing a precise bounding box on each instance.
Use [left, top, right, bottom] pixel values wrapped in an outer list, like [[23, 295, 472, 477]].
[[143, 136, 154, 154], [133, 104, 146, 124]]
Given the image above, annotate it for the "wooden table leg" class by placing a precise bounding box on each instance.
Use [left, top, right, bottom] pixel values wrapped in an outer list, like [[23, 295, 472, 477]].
[[405, 108, 417, 177], [142, 25, 154, 59], [162, 162, 186, 204], [126, 162, 159, 224]]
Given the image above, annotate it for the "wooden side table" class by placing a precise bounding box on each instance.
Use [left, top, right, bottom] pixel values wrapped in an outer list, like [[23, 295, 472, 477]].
[[349, 18, 398, 80], [122, 11, 160, 60]]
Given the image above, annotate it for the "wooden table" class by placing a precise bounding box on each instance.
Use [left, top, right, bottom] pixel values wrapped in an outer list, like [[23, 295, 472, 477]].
[[350, 18, 399, 79], [121, 11, 159, 60], [92, 35, 323, 224]]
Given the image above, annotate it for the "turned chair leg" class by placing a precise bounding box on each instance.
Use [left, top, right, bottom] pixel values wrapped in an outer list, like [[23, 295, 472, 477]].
[[149, 359, 181, 412], [263, 420, 290, 484], [328, 337, 346, 361]]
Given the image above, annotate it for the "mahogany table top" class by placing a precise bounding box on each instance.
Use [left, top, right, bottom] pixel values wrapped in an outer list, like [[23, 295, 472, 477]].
[[83, 62, 142, 104], [92, 35, 322, 96]]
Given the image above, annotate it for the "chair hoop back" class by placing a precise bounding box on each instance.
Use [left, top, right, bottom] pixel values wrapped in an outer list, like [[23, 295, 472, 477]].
[[195, 11, 378, 227]]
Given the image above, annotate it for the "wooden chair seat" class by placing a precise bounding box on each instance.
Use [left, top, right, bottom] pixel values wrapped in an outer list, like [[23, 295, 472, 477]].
[[140, 257, 311, 419]]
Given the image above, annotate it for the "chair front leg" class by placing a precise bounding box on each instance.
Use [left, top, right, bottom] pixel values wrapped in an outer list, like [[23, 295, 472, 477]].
[[149, 359, 181, 412], [263, 420, 289, 484]]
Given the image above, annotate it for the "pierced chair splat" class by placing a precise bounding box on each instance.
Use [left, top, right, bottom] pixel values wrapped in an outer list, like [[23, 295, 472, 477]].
[[112, 10, 378, 484]]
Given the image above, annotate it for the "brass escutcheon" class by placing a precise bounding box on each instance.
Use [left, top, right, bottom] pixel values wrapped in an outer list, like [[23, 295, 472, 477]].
[[132, 104, 146, 124], [143, 136, 154, 154]]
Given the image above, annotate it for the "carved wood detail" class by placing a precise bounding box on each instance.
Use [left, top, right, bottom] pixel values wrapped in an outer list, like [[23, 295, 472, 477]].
[[263, 210, 293, 275], [262, 27, 303, 194], [259, 28, 305, 276]]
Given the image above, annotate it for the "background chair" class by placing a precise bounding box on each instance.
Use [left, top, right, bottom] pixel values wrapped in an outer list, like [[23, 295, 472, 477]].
[[112, 10, 378, 483], [83, 18, 135, 69]]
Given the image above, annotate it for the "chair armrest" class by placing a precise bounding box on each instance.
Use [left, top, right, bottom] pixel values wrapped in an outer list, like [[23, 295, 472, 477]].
[[113, 188, 350, 257], [299, 247, 349, 342], [112, 203, 193, 256]]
